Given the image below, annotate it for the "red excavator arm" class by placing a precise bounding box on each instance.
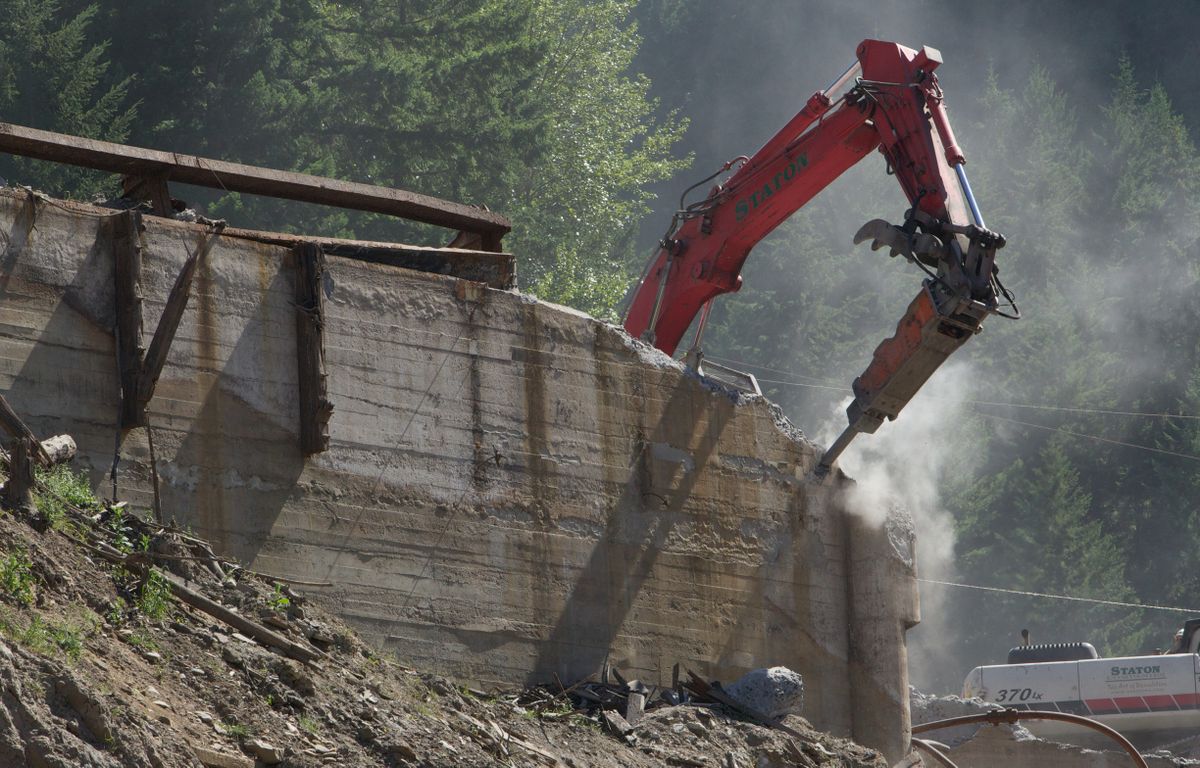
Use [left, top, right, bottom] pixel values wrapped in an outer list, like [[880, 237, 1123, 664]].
[[623, 39, 1015, 472]]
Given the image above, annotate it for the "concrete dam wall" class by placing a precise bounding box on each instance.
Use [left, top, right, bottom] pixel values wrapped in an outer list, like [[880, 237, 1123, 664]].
[[0, 188, 918, 760]]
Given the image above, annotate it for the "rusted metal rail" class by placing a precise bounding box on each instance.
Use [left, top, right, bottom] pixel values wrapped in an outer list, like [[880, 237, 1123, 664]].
[[912, 709, 1149, 768], [0, 122, 511, 250]]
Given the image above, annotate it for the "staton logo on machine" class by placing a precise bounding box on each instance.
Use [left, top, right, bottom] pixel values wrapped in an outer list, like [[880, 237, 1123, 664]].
[[734, 153, 809, 221], [1106, 664, 1165, 683]]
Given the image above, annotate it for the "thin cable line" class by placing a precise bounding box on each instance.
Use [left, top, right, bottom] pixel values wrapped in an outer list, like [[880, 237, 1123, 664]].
[[976, 412, 1200, 462], [969, 400, 1200, 421], [704, 354, 846, 386], [918, 578, 1200, 614], [757, 377, 852, 393], [711, 352, 1200, 421]]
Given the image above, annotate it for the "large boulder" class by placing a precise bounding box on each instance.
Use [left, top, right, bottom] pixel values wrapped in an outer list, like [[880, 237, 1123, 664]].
[[724, 666, 805, 719]]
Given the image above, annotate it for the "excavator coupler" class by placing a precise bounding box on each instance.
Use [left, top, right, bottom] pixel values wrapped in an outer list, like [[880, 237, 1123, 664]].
[[811, 207, 1008, 478]]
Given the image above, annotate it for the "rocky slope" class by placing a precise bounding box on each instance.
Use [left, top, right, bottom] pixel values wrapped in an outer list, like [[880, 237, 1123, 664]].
[[0, 465, 888, 768]]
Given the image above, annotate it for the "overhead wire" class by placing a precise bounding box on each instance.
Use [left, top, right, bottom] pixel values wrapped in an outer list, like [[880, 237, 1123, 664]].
[[917, 578, 1200, 614], [704, 352, 1200, 422], [973, 412, 1200, 463]]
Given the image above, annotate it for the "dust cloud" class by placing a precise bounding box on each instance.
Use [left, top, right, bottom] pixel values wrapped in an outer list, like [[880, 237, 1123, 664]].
[[818, 363, 979, 693]]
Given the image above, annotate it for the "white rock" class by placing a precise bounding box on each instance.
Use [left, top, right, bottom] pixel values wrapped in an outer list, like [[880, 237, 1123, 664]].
[[723, 666, 804, 719], [247, 738, 284, 765]]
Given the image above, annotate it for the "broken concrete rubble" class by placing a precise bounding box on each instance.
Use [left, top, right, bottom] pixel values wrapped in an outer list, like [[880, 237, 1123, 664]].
[[724, 666, 805, 720], [909, 688, 1019, 747]]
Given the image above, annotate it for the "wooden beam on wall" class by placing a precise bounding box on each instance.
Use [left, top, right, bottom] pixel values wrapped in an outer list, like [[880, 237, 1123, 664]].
[[121, 174, 174, 216], [3, 437, 35, 514], [294, 242, 333, 455], [137, 223, 225, 409], [0, 122, 510, 248], [0, 393, 48, 465], [112, 210, 146, 429], [219, 225, 515, 290]]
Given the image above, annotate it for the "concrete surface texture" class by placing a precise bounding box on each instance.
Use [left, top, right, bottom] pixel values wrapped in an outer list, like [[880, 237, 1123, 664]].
[[0, 188, 919, 761]]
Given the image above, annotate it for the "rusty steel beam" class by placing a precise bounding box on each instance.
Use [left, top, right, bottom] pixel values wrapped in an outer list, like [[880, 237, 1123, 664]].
[[0, 122, 511, 247]]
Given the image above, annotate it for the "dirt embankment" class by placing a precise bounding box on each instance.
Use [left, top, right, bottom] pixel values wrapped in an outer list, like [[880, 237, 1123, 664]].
[[0, 468, 887, 768]]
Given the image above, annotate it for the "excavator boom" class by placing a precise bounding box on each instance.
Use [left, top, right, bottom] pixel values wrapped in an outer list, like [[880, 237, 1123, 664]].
[[623, 40, 1014, 473]]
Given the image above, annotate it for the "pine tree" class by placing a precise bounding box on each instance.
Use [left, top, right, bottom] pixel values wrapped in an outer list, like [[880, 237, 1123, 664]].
[[0, 1, 136, 197]]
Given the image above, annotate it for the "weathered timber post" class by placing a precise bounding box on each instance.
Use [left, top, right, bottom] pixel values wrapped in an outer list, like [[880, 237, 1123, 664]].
[[294, 242, 332, 454], [0, 393, 47, 464], [112, 210, 146, 428], [3, 437, 35, 514], [121, 174, 173, 216]]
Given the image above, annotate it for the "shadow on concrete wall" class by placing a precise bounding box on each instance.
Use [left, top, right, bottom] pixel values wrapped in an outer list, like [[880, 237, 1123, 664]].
[[529, 354, 734, 684], [163, 246, 305, 565], [1, 205, 306, 565], [2, 199, 121, 489]]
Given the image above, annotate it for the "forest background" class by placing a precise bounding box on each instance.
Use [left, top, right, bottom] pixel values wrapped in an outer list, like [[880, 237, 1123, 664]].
[[4, 0, 1200, 691]]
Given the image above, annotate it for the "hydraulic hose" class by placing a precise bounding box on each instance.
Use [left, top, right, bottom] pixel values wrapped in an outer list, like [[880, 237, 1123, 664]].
[[912, 709, 1148, 768]]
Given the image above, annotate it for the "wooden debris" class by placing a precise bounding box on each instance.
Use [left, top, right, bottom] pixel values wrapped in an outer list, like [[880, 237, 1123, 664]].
[[157, 568, 323, 665], [452, 709, 563, 766], [786, 738, 819, 768], [138, 223, 225, 410], [0, 394, 49, 464], [3, 437, 35, 514], [293, 242, 332, 455], [515, 664, 675, 728], [87, 541, 322, 665]]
